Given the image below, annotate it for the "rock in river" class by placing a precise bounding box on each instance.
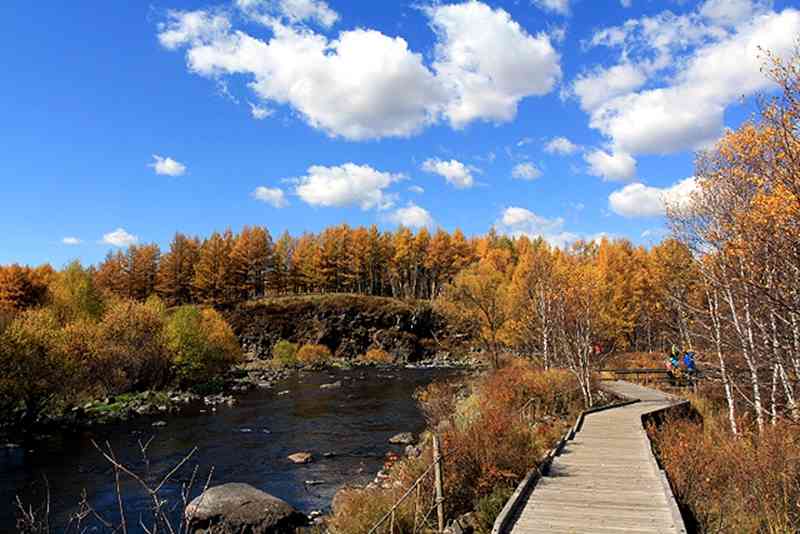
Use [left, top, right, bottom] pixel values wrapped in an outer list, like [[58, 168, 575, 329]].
[[288, 452, 313, 464], [389, 432, 415, 445], [320, 381, 342, 389], [185, 482, 306, 534]]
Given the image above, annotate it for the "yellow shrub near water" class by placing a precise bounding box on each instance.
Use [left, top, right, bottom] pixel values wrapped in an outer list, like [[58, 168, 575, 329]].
[[297, 343, 333, 366]]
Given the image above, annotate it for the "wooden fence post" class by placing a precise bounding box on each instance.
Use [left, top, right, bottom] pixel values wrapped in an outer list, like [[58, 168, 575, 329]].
[[433, 434, 445, 534]]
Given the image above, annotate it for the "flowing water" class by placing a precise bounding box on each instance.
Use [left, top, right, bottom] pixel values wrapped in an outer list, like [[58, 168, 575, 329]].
[[0, 367, 465, 532]]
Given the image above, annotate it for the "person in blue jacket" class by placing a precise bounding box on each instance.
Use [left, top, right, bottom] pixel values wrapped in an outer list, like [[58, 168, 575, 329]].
[[683, 351, 696, 374]]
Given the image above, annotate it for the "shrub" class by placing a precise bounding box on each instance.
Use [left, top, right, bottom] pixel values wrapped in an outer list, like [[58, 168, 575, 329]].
[[650, 408, 800, 532], [271, 340, 298, 367], [0, 302, 18, 335], [165, 306, 242, 386], [56, 319, 100, 400], [93, 299, 170, 394], [0, 308, 70, 425], [296, 344, 333, 366], [357, 348, 394, 365], [474, 484, 515, 533]]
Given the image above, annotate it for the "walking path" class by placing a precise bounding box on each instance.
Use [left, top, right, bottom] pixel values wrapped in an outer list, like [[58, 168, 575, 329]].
[[509, 381, 686, 534]]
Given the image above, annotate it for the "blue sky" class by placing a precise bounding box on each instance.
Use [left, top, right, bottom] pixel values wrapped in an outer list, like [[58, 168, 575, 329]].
[[1, 0, 798, 267]]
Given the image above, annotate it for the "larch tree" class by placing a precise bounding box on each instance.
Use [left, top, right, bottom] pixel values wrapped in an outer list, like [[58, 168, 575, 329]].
[[156, 233, 200, 306]]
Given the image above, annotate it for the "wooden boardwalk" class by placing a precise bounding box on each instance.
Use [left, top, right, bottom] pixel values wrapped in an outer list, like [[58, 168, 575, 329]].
[[509, 381, 686, 534]]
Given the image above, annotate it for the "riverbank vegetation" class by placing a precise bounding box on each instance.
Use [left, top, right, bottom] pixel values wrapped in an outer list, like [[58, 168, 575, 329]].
[[0, 262, 241, 429], [329, 362, 585, 533], [649, 397, 800, 533]]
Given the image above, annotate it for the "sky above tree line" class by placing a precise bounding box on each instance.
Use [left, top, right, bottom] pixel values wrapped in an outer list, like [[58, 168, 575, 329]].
[[2, 0, 799, 267]]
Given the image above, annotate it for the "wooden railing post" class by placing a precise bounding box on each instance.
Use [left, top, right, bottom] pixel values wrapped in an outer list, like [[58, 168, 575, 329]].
[[433, 434, 445, 534]]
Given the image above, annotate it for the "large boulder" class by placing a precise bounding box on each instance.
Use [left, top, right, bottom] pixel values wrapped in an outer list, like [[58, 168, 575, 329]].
[[185, 483, 307, 533]]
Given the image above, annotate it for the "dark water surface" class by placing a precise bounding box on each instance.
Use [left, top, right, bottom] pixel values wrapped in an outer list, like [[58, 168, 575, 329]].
[[0, 367, 464, 532]]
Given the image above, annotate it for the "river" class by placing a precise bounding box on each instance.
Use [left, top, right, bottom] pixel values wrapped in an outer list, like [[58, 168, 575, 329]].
[[0, 367, 465, 532]]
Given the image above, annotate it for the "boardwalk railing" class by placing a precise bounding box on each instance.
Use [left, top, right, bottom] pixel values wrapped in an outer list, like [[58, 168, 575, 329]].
[[367, 387, 583, 534], [490, 396, 642, 534], [366, 436, 444, 534]]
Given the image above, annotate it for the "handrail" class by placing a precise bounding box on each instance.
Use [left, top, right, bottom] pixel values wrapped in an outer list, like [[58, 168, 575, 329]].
[[490, 396, 641, 534], [366, 386, 584, 534]]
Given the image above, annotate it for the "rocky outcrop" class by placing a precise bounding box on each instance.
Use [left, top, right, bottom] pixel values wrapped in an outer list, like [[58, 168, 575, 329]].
[[224, 294, 445, 362], [185, 483, 306, 533]]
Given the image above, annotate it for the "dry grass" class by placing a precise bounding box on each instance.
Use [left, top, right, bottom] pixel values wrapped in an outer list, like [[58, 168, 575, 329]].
[[649, 402, 800, 533]]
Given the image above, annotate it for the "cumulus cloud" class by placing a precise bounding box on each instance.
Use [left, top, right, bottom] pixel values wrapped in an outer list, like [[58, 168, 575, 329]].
[[253, 186, 288, 207], [544, 136, 580, 155], [102, 228, 138, 247], [159, 2, 560, 140], [572, 63, 646, 112], [293, 163, 402, 210], [512, 162, 542, 180], [249, 102, 273, 119], [389, 202, 435, 228], [149, 154, 187, 176], [237, 0, 339, 28], [608, 177, 698, 217], [584, 148, 636, 181], [578, 4, 800, 156], [496, 206, 579, 248], [422, 158, 475, 189], [62, 237, 81, 245], [428, 2, 561, 128], [533, 0, 570, 16], [160, 11, 444, 140]]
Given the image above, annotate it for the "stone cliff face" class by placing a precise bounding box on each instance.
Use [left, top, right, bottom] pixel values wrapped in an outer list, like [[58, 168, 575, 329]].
[[223, 294, 443, 362]]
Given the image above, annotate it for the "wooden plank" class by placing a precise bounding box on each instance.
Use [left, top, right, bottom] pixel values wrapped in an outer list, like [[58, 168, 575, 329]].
[[508, 381, 687, 534]]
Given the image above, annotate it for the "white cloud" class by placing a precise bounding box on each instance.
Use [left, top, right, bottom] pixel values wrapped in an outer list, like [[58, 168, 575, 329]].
[[608, 177, 698, 217], [496, 206, 578, 248], [517, 137, 534, 147], [161, 12, 445, 140], [428, 2, 561, 128], [512, 162, 542, 180], [253, 186, 288, 207], [544, 136, 580, 155], [389, 203, 435, 228], [157, 9, 231, 50], [293, 163, 402, 210], [572, 63, 646, 112], [700, 0, 768, 27], [237, 0, 339, 28], [579, 5, 800, 156], [621, 0, 632, 7], [584, 149, 636, 181], [249, 102, 273, 119], [533, 0, 570, 16], [160, 2, 561, 140], [149, 154, 187, 176], [62, 237, 81, 245], [408, 185, 425, 194], [102, 228, 138, 247], [422, 158, 475, 189]]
